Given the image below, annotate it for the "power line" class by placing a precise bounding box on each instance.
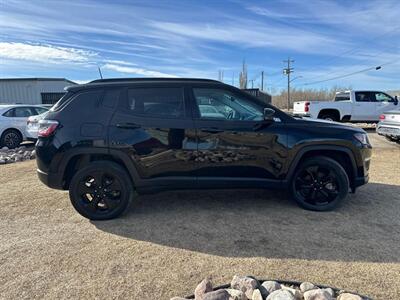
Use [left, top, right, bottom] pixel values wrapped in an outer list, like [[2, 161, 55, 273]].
[[302, 59, 399, 86], [306, 26, 400, 71]]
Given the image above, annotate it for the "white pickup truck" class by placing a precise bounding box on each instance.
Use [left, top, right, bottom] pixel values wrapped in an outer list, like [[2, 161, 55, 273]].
[[293, 90, 399, 122]]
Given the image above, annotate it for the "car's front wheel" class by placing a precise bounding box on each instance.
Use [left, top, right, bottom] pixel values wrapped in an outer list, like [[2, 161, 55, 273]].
[[69, 161, 134, 220], [290, 156, 349, 211]]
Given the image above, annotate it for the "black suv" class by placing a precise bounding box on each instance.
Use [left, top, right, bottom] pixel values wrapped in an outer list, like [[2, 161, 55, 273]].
[[36, 78, 371, 220]]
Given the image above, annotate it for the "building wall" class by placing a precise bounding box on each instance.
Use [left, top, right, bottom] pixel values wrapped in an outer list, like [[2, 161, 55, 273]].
[[0, 80, 74, 104]]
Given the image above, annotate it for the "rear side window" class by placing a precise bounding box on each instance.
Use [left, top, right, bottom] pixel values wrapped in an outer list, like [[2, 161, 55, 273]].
[[52, 90, 102, 111], [102, 89, 121, 108], [125, 87, 184, 118], [334, 93, 350, 101], [2, 109, 14, 117]]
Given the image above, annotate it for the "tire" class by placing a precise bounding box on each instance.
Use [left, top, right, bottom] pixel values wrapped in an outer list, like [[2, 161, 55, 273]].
[[290, 156, 349, 211], [0, 129, 22, 149], [69, 161, 134, 220], [319, 114, 338, 122]]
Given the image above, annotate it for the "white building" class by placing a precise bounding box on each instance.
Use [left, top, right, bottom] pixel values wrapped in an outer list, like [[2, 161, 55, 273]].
[[0, 78, 76, 105]]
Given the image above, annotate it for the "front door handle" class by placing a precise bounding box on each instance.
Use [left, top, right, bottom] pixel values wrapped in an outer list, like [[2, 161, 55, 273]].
[[201, 127, 223, 133], [116, 122, 141, 129]]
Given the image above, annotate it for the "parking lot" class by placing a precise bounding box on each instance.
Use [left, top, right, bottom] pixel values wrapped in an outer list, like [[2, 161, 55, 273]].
[[0, 132, 399, 299]]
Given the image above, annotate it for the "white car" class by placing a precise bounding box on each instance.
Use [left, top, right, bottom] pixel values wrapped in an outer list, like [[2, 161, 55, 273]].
[[26, 111, 49, 141], [377, 110, 400, 143], [0, 104, 48, 148], [293, 90, 399, 122]]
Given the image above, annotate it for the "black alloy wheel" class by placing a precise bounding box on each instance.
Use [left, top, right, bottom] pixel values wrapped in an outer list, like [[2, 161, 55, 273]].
[[1, 129, 22, 149], [69, 161, 133, 220], [291, 156, 349, 211]]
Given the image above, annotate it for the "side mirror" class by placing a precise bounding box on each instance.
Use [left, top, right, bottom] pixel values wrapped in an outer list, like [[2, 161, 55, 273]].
[[263, 108, 275, 121], [395, 96, 398, 105]]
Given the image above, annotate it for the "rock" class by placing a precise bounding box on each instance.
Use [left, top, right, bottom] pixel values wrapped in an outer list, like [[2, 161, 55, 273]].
[[195, 279, 213, 300], [323, 288, 334, 297], [281, 286, 302, 300], [0, 159, 5, 164], [226, 289, 246, 300], [337, 293, 362, 300], [303, 289, 333, 300], [261, 281, 281, 294], [300, 282, 317, 293], [1, 146, 8, 150], [252, 289, 263, 300], [231, 276, 259, 299], [266, 290, 295, 300], [170, 297, 187, 300], [203, 289, 230, 300]]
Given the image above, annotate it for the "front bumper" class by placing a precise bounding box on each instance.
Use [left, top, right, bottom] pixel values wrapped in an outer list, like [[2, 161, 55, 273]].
[[354, 174, 369, 188]]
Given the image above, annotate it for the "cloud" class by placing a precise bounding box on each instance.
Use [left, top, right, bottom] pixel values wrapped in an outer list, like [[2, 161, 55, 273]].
[[102, 63, 178, 78], [0, 42, 97, 64]]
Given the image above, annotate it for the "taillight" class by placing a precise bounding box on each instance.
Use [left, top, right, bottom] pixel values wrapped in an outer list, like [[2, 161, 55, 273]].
[[379, 114, 385, 120], [38, 120, 59, 137], [304, 102, 310, 112]]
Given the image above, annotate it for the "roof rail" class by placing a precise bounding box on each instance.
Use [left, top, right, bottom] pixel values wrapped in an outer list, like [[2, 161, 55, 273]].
[[89, 77, 219, 84]]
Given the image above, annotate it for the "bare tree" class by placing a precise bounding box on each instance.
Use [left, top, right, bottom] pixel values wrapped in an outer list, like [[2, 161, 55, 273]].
[[239, 60, 247, 89]]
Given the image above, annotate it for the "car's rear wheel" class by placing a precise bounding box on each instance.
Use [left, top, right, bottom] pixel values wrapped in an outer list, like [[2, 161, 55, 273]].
[[69, 161, 133, 220], [0, 129, 22, 149], [290, 156, 349, 211]]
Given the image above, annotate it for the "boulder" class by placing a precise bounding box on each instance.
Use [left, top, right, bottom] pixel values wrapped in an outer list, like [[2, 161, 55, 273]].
[[231, 276, 259, 299], [203, 289, 230, 300], [261, 281, 281, 294], [225, 289, 247, 300], [281, 286, 302, 300], [266, 290, 295, 300], [303, 289, 333, 300], [195, 279, 213, 300], [252, 289, 263, 300], [300, 282, 317, 293], [337, 293, 362, 300]]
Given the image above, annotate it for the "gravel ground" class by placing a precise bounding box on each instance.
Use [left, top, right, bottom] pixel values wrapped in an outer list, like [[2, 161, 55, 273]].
[[0, 136, 399, 299]]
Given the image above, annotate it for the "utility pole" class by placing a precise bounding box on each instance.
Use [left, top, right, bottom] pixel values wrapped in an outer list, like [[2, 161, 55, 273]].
[[283, 57, 294, 111], [249, 79, 254, 89], [261, 71, 264, 91]]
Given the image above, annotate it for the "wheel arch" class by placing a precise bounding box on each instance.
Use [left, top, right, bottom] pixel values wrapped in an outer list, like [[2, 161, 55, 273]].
[[317, 109, 341, 120], [286, 145, 357, 189], [58, 148, 140, 190]]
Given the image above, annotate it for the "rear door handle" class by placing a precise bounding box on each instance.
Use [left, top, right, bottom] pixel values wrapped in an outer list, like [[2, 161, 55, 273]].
[[201, 127, 223, 133], [116, 122, 141, 129]]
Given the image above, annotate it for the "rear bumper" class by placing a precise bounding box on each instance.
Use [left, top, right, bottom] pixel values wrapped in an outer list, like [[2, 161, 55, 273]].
[[37, 168, 65, 190], [376, 123, 400, 137]]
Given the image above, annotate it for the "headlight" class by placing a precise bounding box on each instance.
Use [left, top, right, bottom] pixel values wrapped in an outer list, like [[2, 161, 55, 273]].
[[354, 133, 370, 145]]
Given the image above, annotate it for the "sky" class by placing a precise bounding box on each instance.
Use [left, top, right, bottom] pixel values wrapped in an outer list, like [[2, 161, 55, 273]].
[[0, 0, 399, 93]]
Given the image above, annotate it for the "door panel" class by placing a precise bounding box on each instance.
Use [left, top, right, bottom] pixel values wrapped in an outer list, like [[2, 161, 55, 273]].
[[375, 92, 397, 118], [109, 86, 197, 180], [352, 92, 376, 121], [195, 120, 287, 180], [190, 87, 288, 181]]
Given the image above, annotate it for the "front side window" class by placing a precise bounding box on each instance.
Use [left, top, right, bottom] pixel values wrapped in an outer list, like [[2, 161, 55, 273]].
[[355, 92, 375, 102], [126, 87, 184, 118], [375, 92, 393, 102], [193, 88, 263, 121]]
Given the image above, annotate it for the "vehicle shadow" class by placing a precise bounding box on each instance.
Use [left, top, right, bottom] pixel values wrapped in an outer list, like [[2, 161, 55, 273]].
[[92, 182, 400, 263]]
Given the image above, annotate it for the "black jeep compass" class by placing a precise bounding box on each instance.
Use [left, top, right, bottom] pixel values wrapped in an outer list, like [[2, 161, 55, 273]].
[[36, 78, 371, 220]]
